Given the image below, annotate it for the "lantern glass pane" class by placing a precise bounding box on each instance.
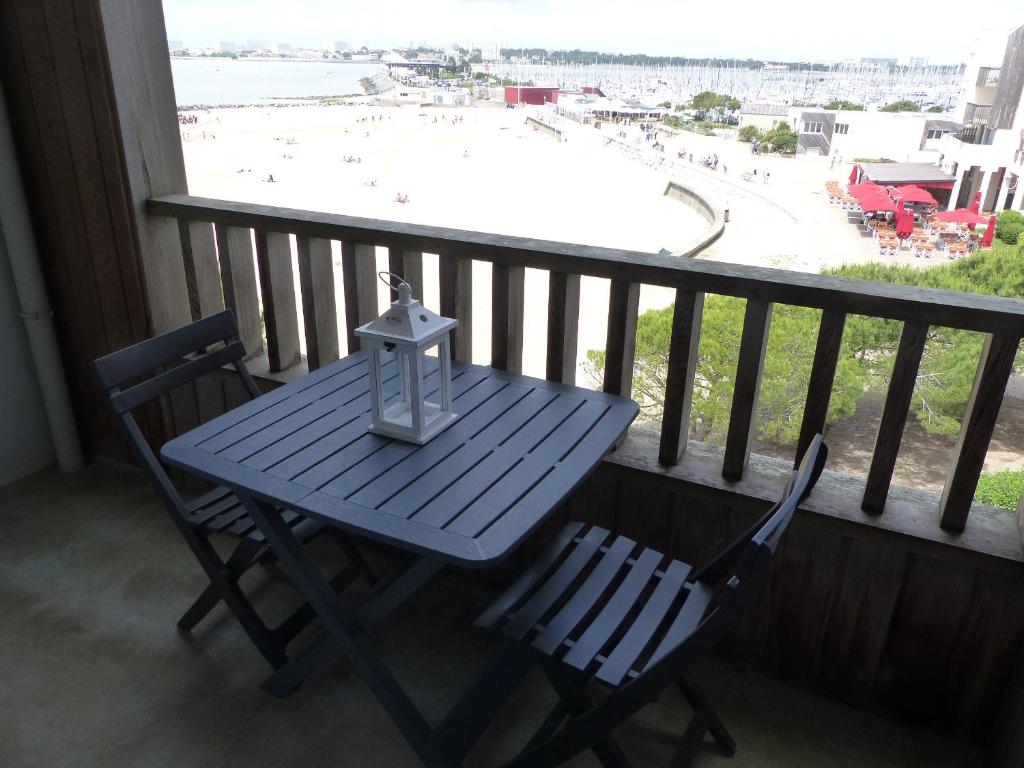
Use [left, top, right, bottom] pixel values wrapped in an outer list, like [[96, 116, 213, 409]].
[[422, 341, 444, 424]]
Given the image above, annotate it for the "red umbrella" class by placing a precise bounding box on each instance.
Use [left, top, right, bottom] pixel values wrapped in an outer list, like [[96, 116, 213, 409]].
[[969, 192, 981, 214], [894, 185, 937, 205], [981, 215, 996, 247], [934, 209, 990, 226], [896, 208, 914, 239]]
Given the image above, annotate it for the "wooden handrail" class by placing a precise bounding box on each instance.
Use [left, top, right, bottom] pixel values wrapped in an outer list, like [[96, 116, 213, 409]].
[[148, 193, 1024, 537], [148, 194, 1024, 335]]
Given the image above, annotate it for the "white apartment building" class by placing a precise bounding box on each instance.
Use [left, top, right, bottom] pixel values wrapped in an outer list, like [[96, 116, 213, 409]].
[[937, 24, 1024, 212]]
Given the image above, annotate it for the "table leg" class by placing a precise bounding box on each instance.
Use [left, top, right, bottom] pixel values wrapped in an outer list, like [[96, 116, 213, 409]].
[[262, 552, 445, 697], [238, 491, 447, 767]]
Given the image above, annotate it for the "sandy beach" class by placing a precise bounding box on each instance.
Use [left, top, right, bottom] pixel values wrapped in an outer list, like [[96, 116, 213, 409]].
[[181, 101, 936, 381]]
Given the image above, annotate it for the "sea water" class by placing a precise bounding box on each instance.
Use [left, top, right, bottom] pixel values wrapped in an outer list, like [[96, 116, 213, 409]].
[[170, 58, 382, 107]]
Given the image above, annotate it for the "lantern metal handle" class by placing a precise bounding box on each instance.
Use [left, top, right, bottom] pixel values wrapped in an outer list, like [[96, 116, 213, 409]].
[[378, 271, 413, 305]]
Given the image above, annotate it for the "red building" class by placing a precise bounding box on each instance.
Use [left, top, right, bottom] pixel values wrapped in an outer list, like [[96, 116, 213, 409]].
[[503, 86, 560, 106]]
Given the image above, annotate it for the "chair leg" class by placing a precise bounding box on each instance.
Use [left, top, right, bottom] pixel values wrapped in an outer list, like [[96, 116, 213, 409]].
[[177, 537, 262, 631], [676, 673, 736, 756], [669, 711, 708, 768], [541, 662, 632, 768]]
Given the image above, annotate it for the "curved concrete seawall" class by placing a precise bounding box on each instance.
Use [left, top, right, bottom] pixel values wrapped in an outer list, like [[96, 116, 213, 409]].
[[525, 116, 563, 142], [662, 180, 726, 257]]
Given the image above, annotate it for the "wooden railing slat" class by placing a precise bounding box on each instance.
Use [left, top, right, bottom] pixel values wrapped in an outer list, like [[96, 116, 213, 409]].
[[491, 263, 525, 373], [388, 248, 424, 300], [213, 223, 262, 359], [148, 194, 1024, 336], [795, 310, 847, 467], [722, 300, 773, 481], [603, 280, 640, 396], [439, 254, 473, 362], [546, 272, 580, 385], [658, 290, 705, 465], [939, 333, 1021, 532], [354, 243, 380, 328], [254, 230, 301, 372], [861, 322, 929, 513], [297, 236, 339, 371], [177, 219, 222, 320]]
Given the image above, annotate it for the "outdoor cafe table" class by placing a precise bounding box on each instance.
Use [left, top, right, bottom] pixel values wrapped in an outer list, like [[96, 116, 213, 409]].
[[161, 350, 638, 766]]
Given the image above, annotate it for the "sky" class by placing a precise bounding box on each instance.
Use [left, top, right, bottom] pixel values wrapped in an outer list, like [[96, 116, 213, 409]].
[[163, 0, 1023, 64]]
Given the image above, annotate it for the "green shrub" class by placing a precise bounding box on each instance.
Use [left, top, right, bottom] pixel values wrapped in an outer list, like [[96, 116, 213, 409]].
[[996, 211, 1024, 246], [974, 469, 1024, 510], [738, 125, 763, 143]]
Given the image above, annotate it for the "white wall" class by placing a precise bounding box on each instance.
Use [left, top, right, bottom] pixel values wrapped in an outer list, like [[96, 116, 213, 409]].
[[826, 111, 942, 162], [0, 220, 54, 487]]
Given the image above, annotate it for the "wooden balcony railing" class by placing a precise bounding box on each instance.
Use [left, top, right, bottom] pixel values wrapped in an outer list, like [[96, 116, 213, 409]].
[[147, 194, 1024, 537]]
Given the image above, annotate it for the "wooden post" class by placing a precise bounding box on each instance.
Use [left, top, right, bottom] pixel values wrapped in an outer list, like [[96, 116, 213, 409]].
[[254, 230, 301, 372], [214, 224, 262, 359], [341, 241, 379, 350], [491, 263, 525, 373], [795, 310, 846, 467], [659, 290, 704, 465], [440, 254, 473, 362], [603, 280, 640, 396], [722, 300, 772, 481], [99, 0, 191, 333], [388, 248, 424, 300], [862, 322, 928, 513], [297, 236, 339, 371], [938, 333, 1020, 532], [546, 272, 581, 385]]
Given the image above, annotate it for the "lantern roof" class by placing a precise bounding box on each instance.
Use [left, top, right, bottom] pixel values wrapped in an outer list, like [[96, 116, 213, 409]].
[[355, 280, 457, 346]]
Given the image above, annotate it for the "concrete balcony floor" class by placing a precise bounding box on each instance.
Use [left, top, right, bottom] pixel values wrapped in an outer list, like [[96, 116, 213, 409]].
[[0, 463, 984, 768]]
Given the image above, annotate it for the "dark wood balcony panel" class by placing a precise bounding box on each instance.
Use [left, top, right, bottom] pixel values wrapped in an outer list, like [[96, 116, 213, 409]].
[[254, 230, 301, 372], [722, 300, 772, 481], [439, 254, 473, 362], [297, 236, 339, 371], [795, 310, 846, 467], [862, 322, 929, 514], [603, 280, 640, 396], [545, 272, 580, 386], [490, 263, 525, 373], [659, 290, 704, 465], [213, 224, 262, 359], [177, 219, 222, 321], [388, 248, 424, 302]]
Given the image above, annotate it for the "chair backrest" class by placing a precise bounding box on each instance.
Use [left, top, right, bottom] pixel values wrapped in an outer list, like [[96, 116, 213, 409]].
[[511, 436, 829, 768], [92, 310, 257, 522]]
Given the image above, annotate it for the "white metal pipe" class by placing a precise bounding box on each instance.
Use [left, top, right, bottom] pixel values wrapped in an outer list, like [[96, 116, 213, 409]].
[[0, 77, 83, 473]]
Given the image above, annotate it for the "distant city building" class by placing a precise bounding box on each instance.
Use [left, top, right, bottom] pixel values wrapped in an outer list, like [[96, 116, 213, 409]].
[[860, 57, 898, 68], [271, 43, 292, 54], [245, 40, 269, 51], [938, 23, 1024, 212], [479, 43, 501, 62], [216, 42, 237, 53], [737, 104, 790, 132], [334, 41, 350, 53], [167, 39, 183, 51]]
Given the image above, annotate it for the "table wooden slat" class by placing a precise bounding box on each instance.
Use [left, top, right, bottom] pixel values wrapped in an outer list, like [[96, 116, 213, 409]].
[[161, 355, 638, 567]]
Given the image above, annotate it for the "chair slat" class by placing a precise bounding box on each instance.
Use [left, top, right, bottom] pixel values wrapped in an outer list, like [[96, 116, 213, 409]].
[[92, 310, 238, 389], [562, 547, 664, 672], [474, 522, 585, 629], [531, 534, 636, 655], [109, 342, 247, 414], [596, 559, 691, 686], [500, 526, 610, 640], [643, 581, 715, 671]]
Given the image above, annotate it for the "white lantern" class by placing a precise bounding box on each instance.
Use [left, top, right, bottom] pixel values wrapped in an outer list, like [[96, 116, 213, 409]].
[[355, 273, 458, 444]]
